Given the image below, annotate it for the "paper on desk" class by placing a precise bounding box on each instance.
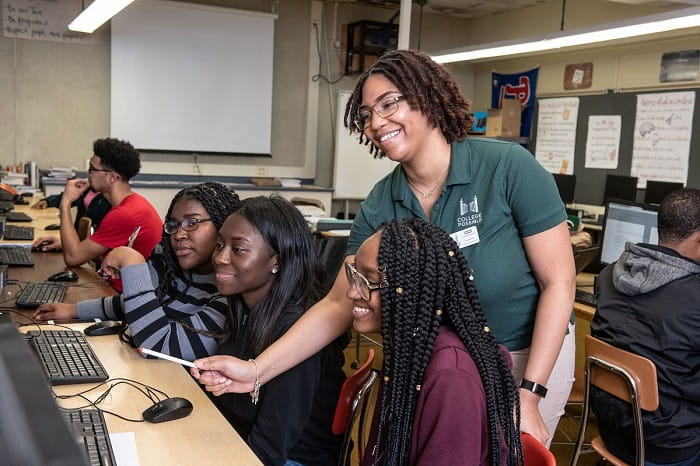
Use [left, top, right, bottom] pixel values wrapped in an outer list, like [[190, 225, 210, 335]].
[[110, 432, 140, 466]]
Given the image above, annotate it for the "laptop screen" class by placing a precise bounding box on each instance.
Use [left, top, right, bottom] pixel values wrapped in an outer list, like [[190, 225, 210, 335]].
[[600, 199, 658, 265]]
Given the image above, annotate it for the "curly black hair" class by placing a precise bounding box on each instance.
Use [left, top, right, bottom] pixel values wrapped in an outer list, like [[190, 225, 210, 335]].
[[151, 182, 240, 304], [371, 218, 522, 466], [658, 188, 700, 244], [344, 49, 473, 158], [93, 138, 141, 180]]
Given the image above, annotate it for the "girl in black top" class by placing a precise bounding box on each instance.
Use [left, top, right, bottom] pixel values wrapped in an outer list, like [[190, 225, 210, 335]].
[[193, 196, 347, 466]]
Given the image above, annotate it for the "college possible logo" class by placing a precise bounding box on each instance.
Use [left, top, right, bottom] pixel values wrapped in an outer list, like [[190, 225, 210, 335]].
[[457, 195, 482, 228]]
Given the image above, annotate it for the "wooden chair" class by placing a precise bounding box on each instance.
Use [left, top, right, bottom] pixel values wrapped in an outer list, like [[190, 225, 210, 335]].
[[332, 348, 378, 466], [570, 335, 659, 466], [77, 216, 92, 241], [521, 432, 556, 466]]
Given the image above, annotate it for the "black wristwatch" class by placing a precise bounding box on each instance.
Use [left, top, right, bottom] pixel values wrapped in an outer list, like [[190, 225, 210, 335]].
[[519, 378, 548, 398]]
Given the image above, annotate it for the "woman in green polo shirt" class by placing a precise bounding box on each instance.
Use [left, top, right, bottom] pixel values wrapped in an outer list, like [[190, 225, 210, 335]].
[[193, 50, 576, 448]]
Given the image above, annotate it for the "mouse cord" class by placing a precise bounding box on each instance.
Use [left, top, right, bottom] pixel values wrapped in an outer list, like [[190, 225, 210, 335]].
[[53, 377, 169, 423]]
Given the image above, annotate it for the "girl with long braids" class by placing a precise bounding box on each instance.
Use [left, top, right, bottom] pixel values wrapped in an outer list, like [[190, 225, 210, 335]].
[[34, 182, 240, 361], [193, 49, 575, 447], [348, 218, 522, 466]]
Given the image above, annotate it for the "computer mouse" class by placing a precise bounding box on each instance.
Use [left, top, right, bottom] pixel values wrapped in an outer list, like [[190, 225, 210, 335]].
[[84, 320, 122, 337], [31, 240, 53, 252], [47, 270, 79, 282], [45, 223, 61, 230], [142, 397, 193, 423]]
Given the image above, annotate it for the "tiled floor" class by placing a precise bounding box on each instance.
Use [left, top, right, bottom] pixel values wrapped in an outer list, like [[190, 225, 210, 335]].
[[342, 332, 605, 465]]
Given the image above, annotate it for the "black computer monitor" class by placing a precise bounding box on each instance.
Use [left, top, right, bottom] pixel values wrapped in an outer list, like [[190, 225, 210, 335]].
[[603, 174, 638, 205], [643, 180, 684, 205], [0, 324, 88, 466], [599, 199, 658, 265], [552, 173, 576, 204]]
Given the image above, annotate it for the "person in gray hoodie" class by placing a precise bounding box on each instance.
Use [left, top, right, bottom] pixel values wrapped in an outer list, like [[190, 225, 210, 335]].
[[591, 187, 700, 466]]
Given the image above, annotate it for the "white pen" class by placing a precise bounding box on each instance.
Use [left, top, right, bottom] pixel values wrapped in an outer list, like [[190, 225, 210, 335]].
[[138, 347, 196, 368]]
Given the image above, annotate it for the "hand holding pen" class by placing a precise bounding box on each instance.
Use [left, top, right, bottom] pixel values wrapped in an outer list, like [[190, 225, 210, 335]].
[[98, 226, 143, 280]]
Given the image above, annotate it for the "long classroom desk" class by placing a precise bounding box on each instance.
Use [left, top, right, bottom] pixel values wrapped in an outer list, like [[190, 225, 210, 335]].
[[3, 206, 262, 465]]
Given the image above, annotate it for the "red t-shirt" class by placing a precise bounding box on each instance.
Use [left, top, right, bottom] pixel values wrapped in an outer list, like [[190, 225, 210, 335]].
[[90, 193, 162, 291]]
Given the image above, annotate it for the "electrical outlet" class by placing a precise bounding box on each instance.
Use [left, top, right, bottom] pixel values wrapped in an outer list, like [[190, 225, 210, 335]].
[[256, 167, 268, 176], [330, 40, 341, 50]]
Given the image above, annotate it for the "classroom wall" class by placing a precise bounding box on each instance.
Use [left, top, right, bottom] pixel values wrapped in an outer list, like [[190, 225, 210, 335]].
[[2, 0, 698, 207]]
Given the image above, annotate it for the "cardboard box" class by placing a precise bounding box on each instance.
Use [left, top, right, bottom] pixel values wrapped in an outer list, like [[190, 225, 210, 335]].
[[485, 99, 522, 137]]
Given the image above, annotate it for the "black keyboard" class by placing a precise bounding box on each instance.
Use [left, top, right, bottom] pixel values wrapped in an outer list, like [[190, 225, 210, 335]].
[[4, 211, 33, 222], [0, 246, 35, 266], [575, 289, 598, 307], [4, 224, 34, 240], [15, 281, 67, 308], [27, 330, 109, 385], [0, 200, 13, 212], [62, 408, 116, 466]]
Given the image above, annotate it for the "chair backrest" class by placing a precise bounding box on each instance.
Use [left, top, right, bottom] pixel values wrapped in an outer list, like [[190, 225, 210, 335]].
[[332, 348, 377, 466], [77, 216, 92, 241], [573, 245, 600, 274], [585, 335, 659, 410], [521, 432, 556, 466]]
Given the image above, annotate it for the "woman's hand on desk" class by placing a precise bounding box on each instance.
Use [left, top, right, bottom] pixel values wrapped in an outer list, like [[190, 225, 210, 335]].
[[191, 355, 256, 396], [33, 302, 78, 321], [31, 199, 48, 209]]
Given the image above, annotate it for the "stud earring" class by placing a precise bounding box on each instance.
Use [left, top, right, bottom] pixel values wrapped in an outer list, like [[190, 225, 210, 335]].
[[271, 268, 278, 274]]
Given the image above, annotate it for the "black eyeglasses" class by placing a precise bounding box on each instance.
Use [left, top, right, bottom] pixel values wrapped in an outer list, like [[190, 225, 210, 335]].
[[88, 164, 113, 173], [353, 94, 406, 131], [164, 218, 213, 234], [345, 262, 388, 301]]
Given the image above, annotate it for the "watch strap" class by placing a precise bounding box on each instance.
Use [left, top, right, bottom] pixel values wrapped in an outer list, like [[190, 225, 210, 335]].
[[519, 378, 548, 398]]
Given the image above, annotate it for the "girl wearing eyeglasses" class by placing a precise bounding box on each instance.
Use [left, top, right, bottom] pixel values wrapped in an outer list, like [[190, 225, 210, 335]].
[[192, 196, 346, 466], [193, 50, 576, 447], [34, 182, 240, 361], [348, 218, 522, 466]]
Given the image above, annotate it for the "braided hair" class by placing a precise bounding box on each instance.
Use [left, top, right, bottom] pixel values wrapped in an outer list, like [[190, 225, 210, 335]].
[[151, 182, 240, 303], [344, 49, 474, 158], [373, 218, 522, 466]]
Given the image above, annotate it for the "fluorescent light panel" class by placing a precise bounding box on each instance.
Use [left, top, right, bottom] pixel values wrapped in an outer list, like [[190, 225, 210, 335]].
[[68, 0, 136, 33], [432, 7, 700, 63]]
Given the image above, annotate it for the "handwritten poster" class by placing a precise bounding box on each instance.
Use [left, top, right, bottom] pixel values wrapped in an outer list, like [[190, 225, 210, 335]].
[[2, 0, 95, 43], [585, 115, 621, 169], [631, 91, 695, 187], [535, 97, 580, 174]]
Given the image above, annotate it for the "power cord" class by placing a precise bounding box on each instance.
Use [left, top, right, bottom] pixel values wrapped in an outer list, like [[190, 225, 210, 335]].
[[53, 377, 170, 423]]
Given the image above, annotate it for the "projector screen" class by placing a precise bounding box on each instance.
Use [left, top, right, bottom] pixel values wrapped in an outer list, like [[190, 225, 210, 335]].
[[111, 0, 275, 155]]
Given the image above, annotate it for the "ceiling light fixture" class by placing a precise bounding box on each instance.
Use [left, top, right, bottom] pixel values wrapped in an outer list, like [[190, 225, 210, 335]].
[[68, 0, 136, 33], [431, 6, 700, 64]]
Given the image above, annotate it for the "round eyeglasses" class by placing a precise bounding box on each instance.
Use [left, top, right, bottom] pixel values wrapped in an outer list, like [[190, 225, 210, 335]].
[[353, 94, 406, 131], [345, 262, 388, 301], [88, 163, 113, 173], [164, 218, 213, 234]]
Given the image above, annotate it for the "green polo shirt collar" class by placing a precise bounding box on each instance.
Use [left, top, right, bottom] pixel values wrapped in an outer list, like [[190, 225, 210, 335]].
[[390, 140, 473, 204]]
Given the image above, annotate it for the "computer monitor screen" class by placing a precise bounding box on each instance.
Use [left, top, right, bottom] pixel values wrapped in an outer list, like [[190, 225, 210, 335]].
[[600, 199, 658, 265], [644, 180, 684, 205], [0, 324, 87, 466], [553, 173, 576, 204], [603, 174, 638, 204]]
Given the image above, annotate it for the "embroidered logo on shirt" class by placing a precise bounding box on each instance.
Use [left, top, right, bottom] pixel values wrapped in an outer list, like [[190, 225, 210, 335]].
[[457, 195, 482, 228]]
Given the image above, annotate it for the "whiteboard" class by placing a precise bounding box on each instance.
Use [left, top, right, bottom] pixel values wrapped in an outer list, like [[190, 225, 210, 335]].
[[333, 91, 398, 199], [111, 0, 275, 154]]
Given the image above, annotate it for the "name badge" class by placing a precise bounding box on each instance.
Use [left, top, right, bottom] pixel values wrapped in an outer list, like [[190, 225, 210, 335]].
[[450, 226, 480, 249]]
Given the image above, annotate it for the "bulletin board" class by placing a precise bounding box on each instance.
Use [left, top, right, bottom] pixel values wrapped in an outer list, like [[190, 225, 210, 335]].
[[332, 90, 397, 200], [530, 88, 700, 205]]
